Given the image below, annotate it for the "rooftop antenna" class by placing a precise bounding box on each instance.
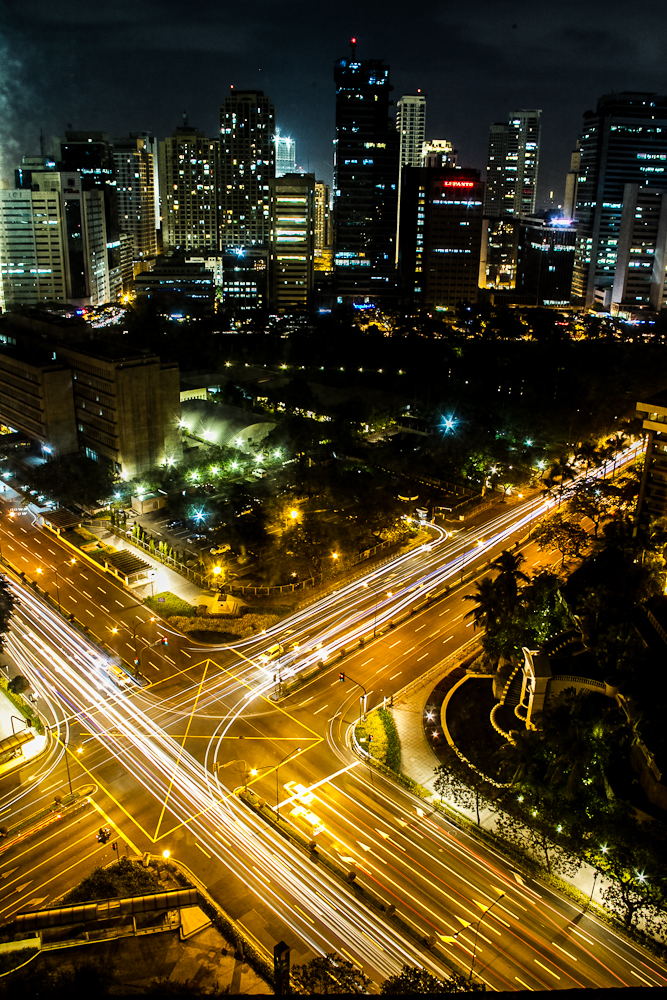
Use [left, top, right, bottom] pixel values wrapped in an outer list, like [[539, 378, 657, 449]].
[[350, 36, 357, 58], [182, 110, 188, 128], [39, 130, 46, 157]]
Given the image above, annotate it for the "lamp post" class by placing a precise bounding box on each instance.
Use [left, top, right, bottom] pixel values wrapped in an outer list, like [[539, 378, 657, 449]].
[[276, 747, 302, 819], [215, 757, 259, 792], [445, 893, 505, 980], [56, 735, 83, 797], [54, 557, 76, 613]]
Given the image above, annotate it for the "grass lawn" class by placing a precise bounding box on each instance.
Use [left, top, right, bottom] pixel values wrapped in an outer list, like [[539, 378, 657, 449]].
[[145, 592, 197, 618]]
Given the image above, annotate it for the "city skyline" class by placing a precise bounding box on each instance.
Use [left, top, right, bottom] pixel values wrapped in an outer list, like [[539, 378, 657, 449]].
[[2, 1, 666, 206]]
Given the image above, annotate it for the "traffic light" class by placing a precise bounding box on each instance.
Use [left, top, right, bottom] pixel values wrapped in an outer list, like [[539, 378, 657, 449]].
[[339, 672, 345, 682], [367, 734, 374, 742], [133, 657, 140, 666], [160, 636, 169, 646], [112, 841, 118, 851], [96, 827, 111, 844]]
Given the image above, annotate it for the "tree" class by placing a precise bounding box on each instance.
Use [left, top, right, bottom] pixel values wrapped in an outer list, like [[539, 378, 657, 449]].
[[25, 454, 114, 507], [8, 675, 29, 695], [532, 512, 588, 567], [463, 576, 503, 635], [488, 549, 529, 614], [381, 965, 486, 993], [566, 480, 615, 537], [292, 953, 372, 994], [434, 748, 492, 826]]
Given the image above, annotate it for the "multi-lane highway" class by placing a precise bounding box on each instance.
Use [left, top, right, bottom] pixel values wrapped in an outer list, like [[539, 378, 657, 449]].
[[1, 448, 665, 990]]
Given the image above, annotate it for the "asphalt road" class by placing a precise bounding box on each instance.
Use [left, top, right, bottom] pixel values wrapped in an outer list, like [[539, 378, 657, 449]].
[[1, 448, 665, 989]]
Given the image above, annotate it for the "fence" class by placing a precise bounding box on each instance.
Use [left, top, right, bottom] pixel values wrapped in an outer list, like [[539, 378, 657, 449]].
[[87, 520, 208, 589]]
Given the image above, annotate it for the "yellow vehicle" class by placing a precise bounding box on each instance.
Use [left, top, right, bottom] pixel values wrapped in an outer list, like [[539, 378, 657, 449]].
[[289, 804, 325, 836]]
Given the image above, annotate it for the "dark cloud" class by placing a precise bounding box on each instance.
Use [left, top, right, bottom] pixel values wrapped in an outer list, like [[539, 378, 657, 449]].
[[2, 1, 667, 203]]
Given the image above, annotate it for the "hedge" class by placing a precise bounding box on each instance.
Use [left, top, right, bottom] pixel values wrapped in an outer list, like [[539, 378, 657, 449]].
[[355, 707, 401, 771], [145, 592, 197, 618]]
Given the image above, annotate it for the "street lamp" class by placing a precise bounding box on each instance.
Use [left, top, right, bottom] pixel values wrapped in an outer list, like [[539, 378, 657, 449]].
[[56, 735, 83, 797], [444, 893, 505, 980], [215, 757, 260, 792], [54, 557, 76, 612], [275, 747, 302, 819]]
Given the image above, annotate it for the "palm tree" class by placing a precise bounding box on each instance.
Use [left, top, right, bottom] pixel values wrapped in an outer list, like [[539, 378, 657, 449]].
[[489, 549, 529, 614], [575, 440, 602, 478], [463, 576, 503, 634], [547, 454, 577, 501]]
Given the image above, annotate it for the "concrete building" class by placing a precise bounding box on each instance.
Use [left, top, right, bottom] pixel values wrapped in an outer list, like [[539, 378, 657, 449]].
[[0, 188, 70, 310], [399, 166, 485, 311], [112, 136, 158, 266], [421, 140, 457, 168], [219, 89, 275, 249], [274, 131, 296, 177], [484, 110, 541, 218], [314, 181, 332, 268], [0, 347, 77, 457], [133, 254, 215, 316], [515, 217, 577, 307], [269, 173, 315, 311], [636, 389, 667, 521], [159, 126, 219, 252], [563, 141, 581, 220], [397, 94, 426, 170], [611, 184, 667, 315], [572, 92, 667, 307], [333, 41, 400, 304], [0, 312, 182, 480]]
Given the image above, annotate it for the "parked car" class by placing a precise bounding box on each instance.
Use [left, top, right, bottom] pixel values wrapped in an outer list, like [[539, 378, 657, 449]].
[[166, 519, 184, 529], [210, 543, 231, 555]]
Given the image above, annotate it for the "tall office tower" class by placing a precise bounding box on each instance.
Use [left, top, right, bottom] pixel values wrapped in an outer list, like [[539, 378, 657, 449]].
[[611, 184, 667, 314], [113, 136, 157, 266], [269, 173, 315, 311], [48, 172, 109, 306], [128, 132, 161, 247], [399, 166, 485, 311], [0, 188, 69, 309], [219, 89, 275, 249], [563, 141, 581, 219], [515, 217, 577, 307], [333, 41, 400, 303], [397, 94, 426, 169], [314, 181, 333, 272], [572, 92, 667, 306], [158, 126, 219, 252], [274, 131, 296, 177], [421, 139, 457, 168], [484, 110, 541, 217]]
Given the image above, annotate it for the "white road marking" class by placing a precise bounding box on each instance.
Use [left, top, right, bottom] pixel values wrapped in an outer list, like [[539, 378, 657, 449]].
[[417, 653, 428, 661], [388, 640, 401, 648], [182, 651, 191, 658], [552, 942, 577, 961], [100, 605, 109, 613], [313, 704, 328, 714], [389, 671, 401, 679], [403, 646, 415, 655], [97, 586, 106, 594], [83, 591, 92, 598], [414, 624, 426, 631], [299, 697, 313, 707], [115, 600, 124, 607], [85, 609, 94, 616], [443, 635, 454, 642], [361, 658, 374, 666]]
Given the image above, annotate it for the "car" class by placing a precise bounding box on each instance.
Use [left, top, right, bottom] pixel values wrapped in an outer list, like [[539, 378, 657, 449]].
[[289, 805, 325, 836], [105, 662, 131, 689], [166, 519, 183, 529], [210, 543, 231, 555], [284, 780, 315, 806]]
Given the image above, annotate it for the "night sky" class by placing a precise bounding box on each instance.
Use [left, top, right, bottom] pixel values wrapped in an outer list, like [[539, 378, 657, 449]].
[[2, 1, 667, 206]]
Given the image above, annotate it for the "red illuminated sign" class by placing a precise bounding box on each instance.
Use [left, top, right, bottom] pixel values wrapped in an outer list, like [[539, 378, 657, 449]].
[[442, 181, 474, 188]]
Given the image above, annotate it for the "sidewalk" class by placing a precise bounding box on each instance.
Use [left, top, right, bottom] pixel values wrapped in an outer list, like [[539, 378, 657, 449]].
[[0, 685, 48, 778]]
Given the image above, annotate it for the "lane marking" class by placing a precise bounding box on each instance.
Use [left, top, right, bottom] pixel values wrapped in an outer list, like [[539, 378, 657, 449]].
[[299, 697, 313, 707], [552, 942, 577, 961], [182, 651, 191, 658], [443, 635, 454, 642], [428, 630, 441, 637], [313, 704, 328, 714], [194, 842, 211, 858], [388, 640, 401, 648], [417, 653, 428, 661], [515, 978, 533, 991], [85, 609, 94, 617], [97, 586, 106, 594], [361, 658, 374, 666], [100, 605, 109, 613], [83, 591, 92, 598], [389, 671, 401, 679], [414, 624, 426, 631], [115, 600, 124, 607], [534, 959, 560, 980], [402, 646, 416, 655]]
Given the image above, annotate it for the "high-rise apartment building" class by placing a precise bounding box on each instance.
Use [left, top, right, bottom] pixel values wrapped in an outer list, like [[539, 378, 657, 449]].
[[314, 181, 332, 272], [421, 140, 457, 168], [563, 141, 581, 220], [333, 42, 400, 303], [484, 110, 541, 217], [0, 188, 69, 310], [219, 89, 275, 249], [611, 184, 667, 313], [397, 94, 426, 169], [571, 92, 667, 306], [269, 173, 315, 311], [113, 136, 157, 265], [274, 131, 296, 177], [158, 127, 219, 252], [399, 166, 485, 311]]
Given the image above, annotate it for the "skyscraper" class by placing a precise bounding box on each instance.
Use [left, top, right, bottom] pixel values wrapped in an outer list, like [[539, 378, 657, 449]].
[[397, 94, 426, 169], [219, 89, 275, 249], [421, 140, 456, 168], [333, 40, 400, 303], [399, 167, 485, 311], [314, 181, 332, 272], [269, 173, 315, 311], [611, 184, 667, 313], [484, 110, 541, 217], [274, 131, 296, 177], [571, 92, 667, 306], [158, 126, 219, 252], [0, 187, 69, 309], [113, 135, 157, 265], [563, 141, 581, 220]]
